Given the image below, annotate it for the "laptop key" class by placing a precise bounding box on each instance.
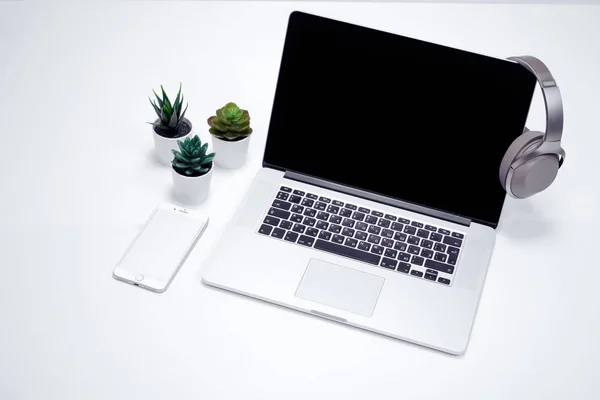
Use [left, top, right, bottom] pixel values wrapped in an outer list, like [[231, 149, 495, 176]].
[[421, 239, 433, 249], [280, 220, 293, 230], [377, 218, 391, 228], [424, 273, 437, 281], [301, 198, 314, 207], [394, 232, 407, 242], [358, 241, 371, 251], [447, 246, 459, 255], [430, 232, 443, 242], [306, 193, 318, 200], [384, 214, 397, 221], [316, 211, 329, 221], [391, 222, 404, 231], [269, 207, 291, 220], [367, 234, 381, 244], [443, 236, 463, 248], [394, 241, 407, 252], [438, 228, 451, 235], [355, 222, 368, 231], [297, 235, 315, 247], [426, 269, 438, 276], [342, 227, 355, 237], [293, 189, 305, 196], [365, 215, 378, 224], [292, 224, 306, 234], [407, 236, 420, 245], [345, 204, 357, 210], [352, 211, 365, 221], [358, 207, 370, 214], [272, 200, 291, 211], [306, 227, 319, 237], [326, 205, 340, 214], [408, 245, 420, 255], [289, 195, 302, 204], [434, 252, 447, 262], [280, 186, 292, 193], [381, 229, 394, 238], [271, 228, 286, 239], [411, 221, 424, 228], [291, 204, 304, 214], [371, 210, 383, 217], [421, 249, 434, 258], [314, 202, 327, 211], [258, 224, 273, 235], [411, 256, 424, 266], [425, 259, 455, 274], [451, 232, 464, 239], [316, 220, 329, 230], [314, 239, 380, 265], [404, 226, 416, 235], [355, 231, 367, 241], [318, 230, 332, 241], [284, 231, 299, 242], [290, 213, 303, 223], [448, 253, 458, 265], [410, 270, 423, 278], [332, 200, 344, 207], [380, 258, 397, 270], [381, 238, 394, 248], [340, 208, 352, 217], [399, 218, 410, 224], [276, 192, 289, 200], [319, 196, 331, 203], [368, 225, 381, 235], [344, 237, 358, 248], [397, 262, 411, 274], [417, 229, 430, 239], [329, 224, 342, 234], [398, 252, 411, 262], [303, 217, 316, 227], [342, 218, 355, 228], [264, 216, 280, 226], [434, 242, 446, 252], [425, 225, 437, 231], [330, 215, 342, 224], [438, 277, 451, 285], [303, 208, 317, 217], [371, 245, 384, 255], [384, 248, 398, 258], [332, 234, 345, 244]]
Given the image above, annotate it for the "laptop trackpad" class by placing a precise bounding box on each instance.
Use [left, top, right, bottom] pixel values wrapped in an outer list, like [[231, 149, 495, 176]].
[[295, 259, 384, 317]]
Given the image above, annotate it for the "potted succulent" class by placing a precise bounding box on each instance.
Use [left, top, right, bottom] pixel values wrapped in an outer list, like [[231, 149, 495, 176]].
[[171, 135, 215, 204], [207, 102, 253, 169], [149, 83, 192, 165]]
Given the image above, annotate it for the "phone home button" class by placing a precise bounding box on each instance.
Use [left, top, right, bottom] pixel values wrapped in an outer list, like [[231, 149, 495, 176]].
[[135, 274, 144, 281]]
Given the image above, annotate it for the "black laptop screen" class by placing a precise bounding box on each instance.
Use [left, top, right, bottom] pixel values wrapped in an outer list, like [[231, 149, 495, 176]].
[[264, 12, 537, 227]]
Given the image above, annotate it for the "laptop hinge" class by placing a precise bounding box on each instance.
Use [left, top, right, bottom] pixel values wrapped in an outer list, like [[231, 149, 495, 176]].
[[284, 171, 471, 227]]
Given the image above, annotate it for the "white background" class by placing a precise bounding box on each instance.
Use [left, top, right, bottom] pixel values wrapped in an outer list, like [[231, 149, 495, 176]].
[[1, 0, 599, 399]]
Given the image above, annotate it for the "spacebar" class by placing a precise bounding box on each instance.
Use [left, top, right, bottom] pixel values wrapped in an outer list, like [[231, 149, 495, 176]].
[[314, 239, 381, 265]]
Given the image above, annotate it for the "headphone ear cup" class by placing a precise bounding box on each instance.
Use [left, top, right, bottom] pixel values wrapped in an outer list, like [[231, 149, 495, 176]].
[[499, 130, 544, 190]]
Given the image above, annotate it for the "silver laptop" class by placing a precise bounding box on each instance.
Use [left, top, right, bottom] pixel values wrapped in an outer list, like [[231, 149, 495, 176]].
[[202, 12, 537, 354]]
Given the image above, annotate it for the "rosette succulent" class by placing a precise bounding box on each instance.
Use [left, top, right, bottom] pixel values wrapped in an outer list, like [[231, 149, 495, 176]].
[[207, 102, 253, 141], [171, 135, 215, 176]]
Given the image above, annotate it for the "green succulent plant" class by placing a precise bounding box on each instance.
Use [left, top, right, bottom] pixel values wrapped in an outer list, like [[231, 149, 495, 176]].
[[171, 135, 215, 176], [207, 102, 253, 141], [149, 83, 189, 132]]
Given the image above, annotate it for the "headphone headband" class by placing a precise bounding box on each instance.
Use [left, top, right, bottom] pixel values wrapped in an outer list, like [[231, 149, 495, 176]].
[[508, 56, 563, 143]]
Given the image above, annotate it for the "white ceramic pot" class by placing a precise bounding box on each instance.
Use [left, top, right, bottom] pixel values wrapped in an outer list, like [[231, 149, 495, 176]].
[[172, 164, 213, 204], [152, 118, 193, 166], [211, 135, 251, 169]]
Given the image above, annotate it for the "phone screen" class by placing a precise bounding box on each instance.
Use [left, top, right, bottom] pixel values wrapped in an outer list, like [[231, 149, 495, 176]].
[[115, 206, 206, 286]]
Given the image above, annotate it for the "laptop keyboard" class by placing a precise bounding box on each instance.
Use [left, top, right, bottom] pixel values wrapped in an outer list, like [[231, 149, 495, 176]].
[[257, 186, 465, 286]]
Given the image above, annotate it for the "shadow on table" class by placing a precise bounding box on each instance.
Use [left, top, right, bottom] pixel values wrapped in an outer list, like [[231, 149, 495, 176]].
[[498, 199, 554, 239]]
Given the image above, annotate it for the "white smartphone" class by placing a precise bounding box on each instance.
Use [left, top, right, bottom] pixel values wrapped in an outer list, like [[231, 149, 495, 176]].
[[113, 204, 208, 292]]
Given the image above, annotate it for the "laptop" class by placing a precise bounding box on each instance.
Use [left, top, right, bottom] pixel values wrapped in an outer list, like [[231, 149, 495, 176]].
[[202, 11, 537, 354]]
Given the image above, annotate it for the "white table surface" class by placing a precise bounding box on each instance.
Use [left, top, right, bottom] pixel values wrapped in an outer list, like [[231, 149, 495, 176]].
[[1, 1, 599, 399]]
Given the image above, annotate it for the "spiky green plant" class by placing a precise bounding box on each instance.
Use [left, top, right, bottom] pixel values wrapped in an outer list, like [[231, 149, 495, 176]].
[[149, 83, 189, 132], [207, 102, 253, 141], [171, 135, 215, 176]]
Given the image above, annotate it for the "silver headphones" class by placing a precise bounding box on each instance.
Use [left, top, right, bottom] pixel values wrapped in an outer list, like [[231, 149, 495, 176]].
[[499, 55, 566, 199]]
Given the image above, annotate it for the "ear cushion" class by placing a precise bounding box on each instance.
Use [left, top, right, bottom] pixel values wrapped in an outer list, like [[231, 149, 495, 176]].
[[499, 130, 545, 190]]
